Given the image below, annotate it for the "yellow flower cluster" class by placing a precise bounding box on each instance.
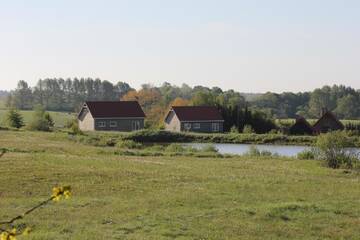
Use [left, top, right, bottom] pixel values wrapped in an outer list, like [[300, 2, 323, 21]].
[[0, 229, 16, 240], [0, 227, 31, 240], [52, 186, 72, 201]]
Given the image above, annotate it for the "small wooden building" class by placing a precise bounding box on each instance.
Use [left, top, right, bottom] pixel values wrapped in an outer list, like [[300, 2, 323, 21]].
[[78, 101, 145, 132], [164, 106, 224, 133], [312, 110, 344, 134], [289, 116, 313, 135]]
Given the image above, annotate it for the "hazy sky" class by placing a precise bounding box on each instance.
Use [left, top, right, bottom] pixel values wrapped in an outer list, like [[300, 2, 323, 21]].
[[1, 0, 359, 92]]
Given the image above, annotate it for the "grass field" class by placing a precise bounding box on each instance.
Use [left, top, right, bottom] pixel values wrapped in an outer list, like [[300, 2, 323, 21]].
[[0, 110, 74, 128], [0, 130, 359, 239], [0, 98, 6, 109]]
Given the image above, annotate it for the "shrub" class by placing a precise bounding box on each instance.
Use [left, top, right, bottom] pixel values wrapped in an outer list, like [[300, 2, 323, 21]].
[[98, 138, 117, 147], [76, 135, 101, 146], [70, 121, 83, 135], [44, 112, 55, 128], [144, 145, 166, 152], [230, 125, 239, 133], [201, 144, 218, 153], [5, 109, 24, 129], [27, 106, 54, 131], [165, 143, 186, 152], [66, 118, 83, 135], [315, 131, 358, 169], [297, 149, 315, 160], [116, 140, 143, 149], [243, 125, 255, 134], [245, 145, 275, 157], [121, 129, 317, 145], [268, 129, 281, 135], [247, 145, 260, 156]]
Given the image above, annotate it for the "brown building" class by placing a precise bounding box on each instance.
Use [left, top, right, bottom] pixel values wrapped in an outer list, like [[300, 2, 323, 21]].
[[164, 106, 224, 133], [78, 101, 145, 132], [289, 116, 313, 135], [312, 110, 344, 134]]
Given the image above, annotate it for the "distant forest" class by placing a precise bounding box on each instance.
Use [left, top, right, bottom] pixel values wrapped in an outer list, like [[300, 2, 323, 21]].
[[3, 79, 360, 129]]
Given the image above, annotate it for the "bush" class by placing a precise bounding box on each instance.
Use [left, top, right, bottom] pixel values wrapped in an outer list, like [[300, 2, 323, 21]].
[[315, 131, 358, 169], [116, 140, 143, 149], [66, 118, 83, 135], [98, 138, 117, 147], [297, 149, 315, 160], [121, 129, 317, 146], [201, 144, 218, 153], [76, 135, 101, 146], [230, 125, 239, 133], [27, 106, 54, 131], [123, 130, 197, 143], [144, 145, 166, 152], [165, 143, 186, 152], [70, 121, 83, 135], [245, 145, 275, 157], [243, 125, 255, 134], [44, 112, 55, 128], [6, 109, 24, 129]]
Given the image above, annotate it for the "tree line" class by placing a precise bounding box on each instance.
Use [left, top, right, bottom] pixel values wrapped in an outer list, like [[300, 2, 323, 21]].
[[4, 79, 360, 132], [6, 79, 133, 112], [252, 85, 360, 119]]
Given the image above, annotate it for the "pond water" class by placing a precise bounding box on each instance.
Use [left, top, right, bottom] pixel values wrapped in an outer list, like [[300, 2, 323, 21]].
[[186, 143, 360, 157]]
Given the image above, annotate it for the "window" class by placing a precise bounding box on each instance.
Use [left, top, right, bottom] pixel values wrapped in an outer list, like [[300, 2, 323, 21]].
[[110, 121, 117, 127], [132, 120, 140, 131], [212, 123, 219, 132], [193, 123, 200, 129], [184, 123, 191, 131], [98, 121, 106, 127]]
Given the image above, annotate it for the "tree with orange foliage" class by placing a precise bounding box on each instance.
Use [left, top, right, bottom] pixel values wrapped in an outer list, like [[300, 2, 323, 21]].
[[121, 88, 164, 128], [169, 97, 190, 107]]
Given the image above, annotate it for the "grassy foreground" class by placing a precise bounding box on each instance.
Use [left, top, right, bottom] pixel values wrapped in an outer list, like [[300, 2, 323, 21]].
[[0, 131, 360, 239]]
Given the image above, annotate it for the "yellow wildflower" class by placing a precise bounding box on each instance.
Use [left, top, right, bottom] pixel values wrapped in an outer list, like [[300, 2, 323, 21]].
[[0, 232, 8, 240], [22, 227, 31, 236], [52, 186, 72, 201], [64, 189, 71, 199], [0, 228, 16, 240]]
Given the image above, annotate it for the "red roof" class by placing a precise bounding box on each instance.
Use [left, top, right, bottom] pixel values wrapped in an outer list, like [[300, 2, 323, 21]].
[[170, 106, 224, 121], [84, 101, 145, 118]]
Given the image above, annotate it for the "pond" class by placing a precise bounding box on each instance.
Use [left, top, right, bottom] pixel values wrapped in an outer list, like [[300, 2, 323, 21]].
[[186, 143, 360, 157]]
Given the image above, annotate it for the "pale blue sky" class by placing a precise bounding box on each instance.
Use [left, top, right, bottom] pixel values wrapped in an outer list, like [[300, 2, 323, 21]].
[[0, 0, 359, 92]]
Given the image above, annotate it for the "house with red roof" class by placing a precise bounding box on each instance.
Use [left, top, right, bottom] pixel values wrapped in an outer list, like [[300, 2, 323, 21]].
[[77, 101, 145, 131], [164, 106, 224, 133]]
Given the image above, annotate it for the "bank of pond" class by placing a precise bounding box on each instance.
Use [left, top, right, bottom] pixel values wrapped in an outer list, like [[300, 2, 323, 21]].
[[100, 130, 360, 147], [186, 143, 360, 158], [68, 130, 360, 160]]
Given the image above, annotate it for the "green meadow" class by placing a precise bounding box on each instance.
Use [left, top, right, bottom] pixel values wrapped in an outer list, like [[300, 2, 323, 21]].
[[0, 110, 73, 128], [0, 98, 6, 109], [0, 130, 359, 239]]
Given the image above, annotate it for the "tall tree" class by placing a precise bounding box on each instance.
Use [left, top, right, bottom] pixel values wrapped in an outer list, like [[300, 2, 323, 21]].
[[335, 94, 359, 119], [12, 80, 33, 110]]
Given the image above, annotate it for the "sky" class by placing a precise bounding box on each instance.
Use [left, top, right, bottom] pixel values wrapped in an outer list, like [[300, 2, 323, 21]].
[[0, 0, 359, 92]]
